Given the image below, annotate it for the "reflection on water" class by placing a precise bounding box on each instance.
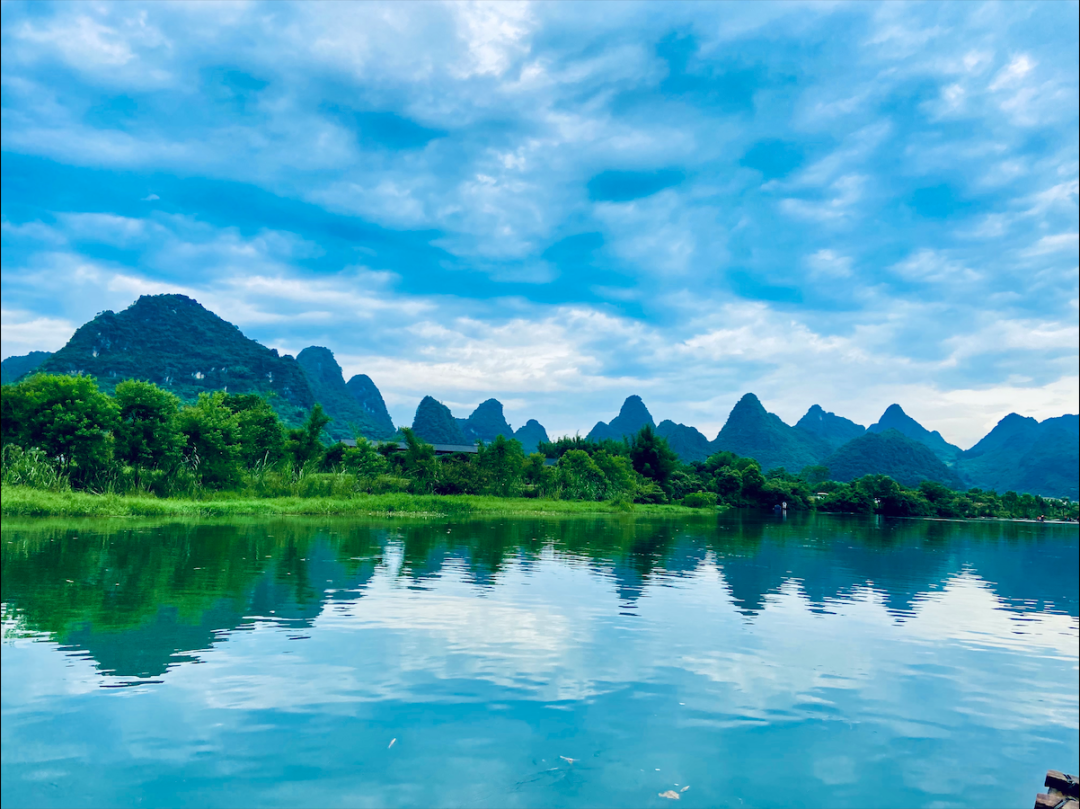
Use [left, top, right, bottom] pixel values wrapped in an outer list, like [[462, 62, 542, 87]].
[[2, 513, 1078, 808]]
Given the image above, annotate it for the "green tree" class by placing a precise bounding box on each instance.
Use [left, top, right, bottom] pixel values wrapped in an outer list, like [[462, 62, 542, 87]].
[[629, 425, 679, 492], [114, 380, 185, 471], [222, 394, 285, 468], [178, 392, 241, 489], [477, 435, 526, 497], [557, 449, 607, 500], [396, 427, 438, 493], [592, 450, 637, 500], [0, 374, 118, 483], [340, 437, 390, 481], [285, 403, 331, 472]]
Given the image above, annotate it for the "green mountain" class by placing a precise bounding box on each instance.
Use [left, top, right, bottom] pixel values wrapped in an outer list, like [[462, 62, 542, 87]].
[[412, 396, 468, 445], [36, 294, 315, 416], [459, 399, 514, 443], [296, 347, 395, 441], [711, 393, 829, 472], [824, 429, 963, 488], [958, 413, 1079, 499], [345, 374, 396, 438], [1, 351, 53, 385], [794, 404, 865, 451], [587, 395, 655, 442], [514, 419, 549, 454], [867, 404, 960, 464], [657, 420, 713, 463]]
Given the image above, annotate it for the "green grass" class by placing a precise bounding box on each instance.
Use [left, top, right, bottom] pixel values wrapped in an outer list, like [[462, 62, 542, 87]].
[[0, 486, 717, 519]]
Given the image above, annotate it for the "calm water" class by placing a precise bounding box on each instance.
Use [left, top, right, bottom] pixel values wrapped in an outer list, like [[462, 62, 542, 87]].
[[2, 513, 1077, 808]]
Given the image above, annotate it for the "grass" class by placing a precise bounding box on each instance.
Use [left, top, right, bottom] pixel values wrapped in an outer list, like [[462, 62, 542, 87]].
[[0, 486, 718, 519]]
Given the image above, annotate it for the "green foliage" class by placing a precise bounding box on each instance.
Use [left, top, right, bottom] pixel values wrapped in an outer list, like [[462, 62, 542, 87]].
[[114, 380, 185, 471], [538, 434, 629, 459], [476, 435, 526, 497], [2, 445, 70, 491], [285, 403, 331, 472], [681, 491, 717, 508], [3, 373, 1076, 522], [1, 374, 118, 483], [223, 394, 286, 468], [629, 424, 680, 492], [824, 429, 963, 488], [178, 392, 242, 489]]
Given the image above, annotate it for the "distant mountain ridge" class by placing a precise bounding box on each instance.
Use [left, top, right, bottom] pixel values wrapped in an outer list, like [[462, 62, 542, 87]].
[[656, 420, 713, 463], [824, 429, 964, 489], [958, 413, 1079, 500], [5, 294, 1077, 499], [36, 294, 316, 413], [345, 374, 396, 438], [794, 404, 865, 451], [868, 404, 961, 463], [711, 393, 829, 472], [1, 351, 53, 385], [412, 396, 468, 445], [459, 399, 514, 443], [587, 395, 654, 442], [296, 347, 394, 441]]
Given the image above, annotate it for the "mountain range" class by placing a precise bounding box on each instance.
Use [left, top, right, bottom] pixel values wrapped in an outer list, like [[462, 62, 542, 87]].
[[2, 293, 1076, 498]]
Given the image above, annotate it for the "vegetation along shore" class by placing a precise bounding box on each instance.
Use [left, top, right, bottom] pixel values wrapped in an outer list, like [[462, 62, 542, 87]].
[[2, 373, 1077, 522]]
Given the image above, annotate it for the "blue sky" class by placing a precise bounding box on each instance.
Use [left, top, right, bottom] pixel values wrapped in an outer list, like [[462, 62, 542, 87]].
[[1, 1, 1077, 446]]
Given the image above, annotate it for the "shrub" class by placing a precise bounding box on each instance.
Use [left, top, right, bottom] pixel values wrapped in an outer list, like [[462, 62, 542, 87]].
[[681, 491, 717, 509]]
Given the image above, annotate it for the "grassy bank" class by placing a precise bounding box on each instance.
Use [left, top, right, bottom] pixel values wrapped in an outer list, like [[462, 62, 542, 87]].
[[0, 486, 716, 519]]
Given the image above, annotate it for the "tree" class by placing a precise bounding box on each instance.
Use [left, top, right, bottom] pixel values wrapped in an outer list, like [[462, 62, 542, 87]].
[[0, 374, 118, 483], [222, 394, 285, 467], [629, 425, 679, 492], [557, 449, 607, 500], [396, 427, 438, 493], [477, 435, 525, 497], [285, 403, 331, 472], [114, 380, 185, 470], [178, 392, 241, 489]]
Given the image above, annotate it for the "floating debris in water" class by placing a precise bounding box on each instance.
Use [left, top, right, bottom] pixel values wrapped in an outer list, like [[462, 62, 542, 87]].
[[681, 786, 690, 792], [388, 738, 396, 749], [659, 790, 680, 800], [560, 756, 575, 764]]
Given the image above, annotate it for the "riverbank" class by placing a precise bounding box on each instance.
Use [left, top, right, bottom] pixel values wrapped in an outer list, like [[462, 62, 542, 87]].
[[0, 486, 716, 519]]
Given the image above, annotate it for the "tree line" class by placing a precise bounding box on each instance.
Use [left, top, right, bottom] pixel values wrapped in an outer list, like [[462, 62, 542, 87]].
[[1, 374, 1076, 520]]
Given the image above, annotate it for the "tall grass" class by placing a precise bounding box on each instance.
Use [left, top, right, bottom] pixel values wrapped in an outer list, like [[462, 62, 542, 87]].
[[0, 485, 715, 519]]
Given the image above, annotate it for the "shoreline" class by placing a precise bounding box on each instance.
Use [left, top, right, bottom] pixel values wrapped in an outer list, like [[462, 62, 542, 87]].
[[0, 486, 715, 519]]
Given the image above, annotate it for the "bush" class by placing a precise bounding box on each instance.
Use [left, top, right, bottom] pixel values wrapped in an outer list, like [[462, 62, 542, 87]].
[[681, 491, 717, 509]]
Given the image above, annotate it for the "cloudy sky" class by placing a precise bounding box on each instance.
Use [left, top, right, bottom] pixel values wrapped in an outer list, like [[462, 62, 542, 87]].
[[1, 1, 1077, 446]]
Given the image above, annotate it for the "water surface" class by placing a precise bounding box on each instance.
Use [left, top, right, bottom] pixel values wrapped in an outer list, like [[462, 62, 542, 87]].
[[2, 513, 1078, 808]]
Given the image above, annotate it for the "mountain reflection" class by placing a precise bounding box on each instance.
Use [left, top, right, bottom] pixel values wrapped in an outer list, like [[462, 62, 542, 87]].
[[1, 514, 1076, 681]]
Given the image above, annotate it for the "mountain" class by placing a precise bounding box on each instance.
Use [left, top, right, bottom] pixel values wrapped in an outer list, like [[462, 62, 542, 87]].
[[824, 429, 964, 489], [345, 374, 396, 438], [587, 395, 655, 442], [867, 404, 960, 464], [958, 413, 1079, 499], [794, 405, 865, 451], [412, 396, 469, 445], [1, 351, 53, 385], [514, 419, 550, 454], [711, 393, 829, 472], [296, 347, 394, 441], [35, 294, 314, 415], [459, 399, 514, 443], [657, 420, 713, 463]]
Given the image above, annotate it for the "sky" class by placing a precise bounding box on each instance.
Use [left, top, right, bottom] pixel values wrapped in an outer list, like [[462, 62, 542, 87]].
[[1, 1, 1078, 447]]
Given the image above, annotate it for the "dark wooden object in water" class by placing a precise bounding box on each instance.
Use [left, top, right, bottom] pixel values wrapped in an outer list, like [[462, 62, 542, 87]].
[[1034, 770, 1079, 809]]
